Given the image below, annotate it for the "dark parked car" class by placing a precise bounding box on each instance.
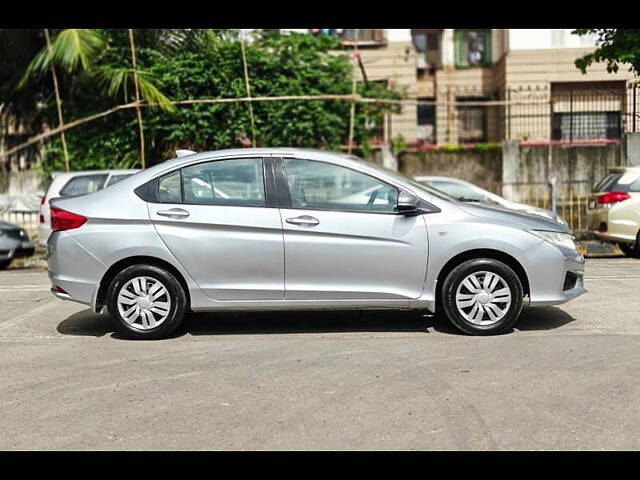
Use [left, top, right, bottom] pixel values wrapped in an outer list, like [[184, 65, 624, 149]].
[[0, 221, 35, 269]]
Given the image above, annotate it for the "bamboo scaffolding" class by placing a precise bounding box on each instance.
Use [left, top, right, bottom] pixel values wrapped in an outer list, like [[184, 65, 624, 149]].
[[347, 30, 359, 155], [240, 34, 256, 148], [128, 29, 146, 169], [0, 95, 563, 162], [44, 29, 70, 172]]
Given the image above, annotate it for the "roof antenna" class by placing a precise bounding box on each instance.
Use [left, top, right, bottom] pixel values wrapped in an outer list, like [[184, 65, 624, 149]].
[[176, 149, 196, 157]]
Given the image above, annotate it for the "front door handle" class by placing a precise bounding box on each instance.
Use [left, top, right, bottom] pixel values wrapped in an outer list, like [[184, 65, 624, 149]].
[[285, 215, 320, 227], [157, 208, 190, 219]]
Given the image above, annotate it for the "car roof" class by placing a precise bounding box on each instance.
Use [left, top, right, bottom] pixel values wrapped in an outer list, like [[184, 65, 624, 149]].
[[139, 148, 389, 181], [97, 148, 438, 201]]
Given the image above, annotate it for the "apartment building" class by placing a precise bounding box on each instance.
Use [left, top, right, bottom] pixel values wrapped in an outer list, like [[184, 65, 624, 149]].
[[303, 29, 638, 146]]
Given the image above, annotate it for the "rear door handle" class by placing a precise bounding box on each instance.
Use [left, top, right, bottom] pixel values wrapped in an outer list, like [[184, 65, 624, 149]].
[[157, 208, 190, 218], [285, 215, 320, 227]]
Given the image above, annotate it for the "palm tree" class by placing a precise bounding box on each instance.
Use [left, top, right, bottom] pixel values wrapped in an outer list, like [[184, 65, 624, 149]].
[[18, 28, 175, 169]]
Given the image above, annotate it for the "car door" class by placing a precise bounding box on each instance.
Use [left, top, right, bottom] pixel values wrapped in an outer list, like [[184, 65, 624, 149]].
[[277, 157, 428, 302], [148, 156, 284, 301]]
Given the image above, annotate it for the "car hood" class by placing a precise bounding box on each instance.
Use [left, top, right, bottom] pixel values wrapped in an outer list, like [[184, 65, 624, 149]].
[[0, 221, 20, 230], [456, 201, 570, 233]]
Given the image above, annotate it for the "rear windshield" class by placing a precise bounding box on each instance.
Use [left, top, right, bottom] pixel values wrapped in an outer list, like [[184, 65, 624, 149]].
[[594, 172, 640, 193], [59, 174, 108, 197]]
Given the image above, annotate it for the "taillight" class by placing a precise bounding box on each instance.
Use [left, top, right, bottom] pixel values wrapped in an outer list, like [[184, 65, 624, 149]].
[[39, 214, 45, 224], [596, 191, 630, 205], [40, 195, 46, 206], [50, 207, 87, 231]]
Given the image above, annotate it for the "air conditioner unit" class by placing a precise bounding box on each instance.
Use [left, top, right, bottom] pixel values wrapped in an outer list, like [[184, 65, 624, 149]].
[[416, 55, 427, 71]]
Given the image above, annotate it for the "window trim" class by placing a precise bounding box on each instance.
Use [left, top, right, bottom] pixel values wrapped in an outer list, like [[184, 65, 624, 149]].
[[275, 157, 405, 215]]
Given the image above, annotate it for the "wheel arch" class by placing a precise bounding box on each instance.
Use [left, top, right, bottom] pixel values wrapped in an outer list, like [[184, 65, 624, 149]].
[[96, 256, 191, 311], [435, 249, 530, 304]]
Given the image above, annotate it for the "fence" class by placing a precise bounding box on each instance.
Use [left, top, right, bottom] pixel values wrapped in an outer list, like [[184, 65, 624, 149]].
[[404, 84, 640, 146]]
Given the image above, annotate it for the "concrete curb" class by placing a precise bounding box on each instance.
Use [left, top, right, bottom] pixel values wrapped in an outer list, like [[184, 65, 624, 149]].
[[577, 240, 624, 258]]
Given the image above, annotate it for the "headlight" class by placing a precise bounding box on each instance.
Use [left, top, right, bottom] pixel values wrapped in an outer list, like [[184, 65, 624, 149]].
[[530, 230, 577, 250]]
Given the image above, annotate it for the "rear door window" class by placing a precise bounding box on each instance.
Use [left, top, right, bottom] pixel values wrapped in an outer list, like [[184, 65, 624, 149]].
[[59, 174, 108, 197]]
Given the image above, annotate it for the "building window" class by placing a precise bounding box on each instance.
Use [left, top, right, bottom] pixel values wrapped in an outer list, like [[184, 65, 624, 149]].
[[454, 30, 491, 68], [417, 99, 436, 143], [551, 112, 622, 141], [310, 29, 386, 46], [550, 81, 626, 141], [457, 97, 488, 143], [412, 30, 442, 70]]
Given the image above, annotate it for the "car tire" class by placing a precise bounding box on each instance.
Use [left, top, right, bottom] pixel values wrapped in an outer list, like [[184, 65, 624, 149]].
[[106, 264, 186, 340], [0, 260, 11, 270], [619, 233, 640, 258], [441, 258, 524, 336]]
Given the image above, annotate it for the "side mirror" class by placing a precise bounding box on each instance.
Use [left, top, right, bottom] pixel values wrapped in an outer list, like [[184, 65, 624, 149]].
[[396, 191, 421, 216]]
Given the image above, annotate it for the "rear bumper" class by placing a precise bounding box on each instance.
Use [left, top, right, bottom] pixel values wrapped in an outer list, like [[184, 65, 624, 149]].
[[47, 231, 105, 310], [593, 231, 634, 245]]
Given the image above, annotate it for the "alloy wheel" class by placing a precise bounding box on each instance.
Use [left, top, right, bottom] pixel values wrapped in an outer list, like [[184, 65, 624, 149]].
[[116, 276, 172, 330], [455, 271, 512, 326]]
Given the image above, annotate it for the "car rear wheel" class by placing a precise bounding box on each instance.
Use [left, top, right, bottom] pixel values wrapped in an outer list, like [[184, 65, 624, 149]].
[[619, 233, 640, 258], [0, 260, 11, 270], [441, 258, 524, 335], [106, 264, 186, 340]]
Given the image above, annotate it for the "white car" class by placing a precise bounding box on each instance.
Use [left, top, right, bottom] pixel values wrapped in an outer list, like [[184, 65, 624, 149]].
[[414, 176, 567, 225], [587, 166, 640, 257], [38, 169, 139, 245]]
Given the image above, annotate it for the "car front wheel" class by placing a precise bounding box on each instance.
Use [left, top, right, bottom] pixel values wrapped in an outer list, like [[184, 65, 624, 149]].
[[106, 264, 186, 340], [441, 258, 524, 335]]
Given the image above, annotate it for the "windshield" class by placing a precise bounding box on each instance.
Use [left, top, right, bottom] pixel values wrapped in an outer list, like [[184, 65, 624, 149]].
[[347, 156, 458, 202]]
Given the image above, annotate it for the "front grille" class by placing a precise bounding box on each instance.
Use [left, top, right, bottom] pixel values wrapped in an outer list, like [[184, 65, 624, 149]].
[[563, 272, 578, 291]]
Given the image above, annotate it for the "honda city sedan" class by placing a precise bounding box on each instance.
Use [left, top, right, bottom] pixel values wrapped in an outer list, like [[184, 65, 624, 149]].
[[47, 148, 586, 339]]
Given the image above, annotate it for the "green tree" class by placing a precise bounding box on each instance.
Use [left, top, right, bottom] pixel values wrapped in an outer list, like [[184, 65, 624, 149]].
[[7, 30, 403, 176], [573, 29, 640, 75]]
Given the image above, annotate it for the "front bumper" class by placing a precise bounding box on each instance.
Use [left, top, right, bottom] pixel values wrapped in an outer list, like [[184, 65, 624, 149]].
[[0, 240, 35, 260], [518, 241, 587, 307]]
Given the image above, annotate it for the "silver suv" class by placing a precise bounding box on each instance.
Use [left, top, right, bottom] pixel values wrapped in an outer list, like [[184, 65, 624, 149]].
[[47, 148, 586, 339]]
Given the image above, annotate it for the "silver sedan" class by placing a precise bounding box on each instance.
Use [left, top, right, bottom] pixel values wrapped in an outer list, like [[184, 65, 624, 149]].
[[47, 148, 586, 339]]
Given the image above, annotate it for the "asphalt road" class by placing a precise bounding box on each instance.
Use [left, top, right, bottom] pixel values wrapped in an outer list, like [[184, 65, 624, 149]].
[[0, 258, 639, 450]]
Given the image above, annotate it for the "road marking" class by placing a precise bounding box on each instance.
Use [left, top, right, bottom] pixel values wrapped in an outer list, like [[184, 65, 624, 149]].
[[0, 299, 58, 331], [585, 275, 640, 280], [0, 286, 50, 292]]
